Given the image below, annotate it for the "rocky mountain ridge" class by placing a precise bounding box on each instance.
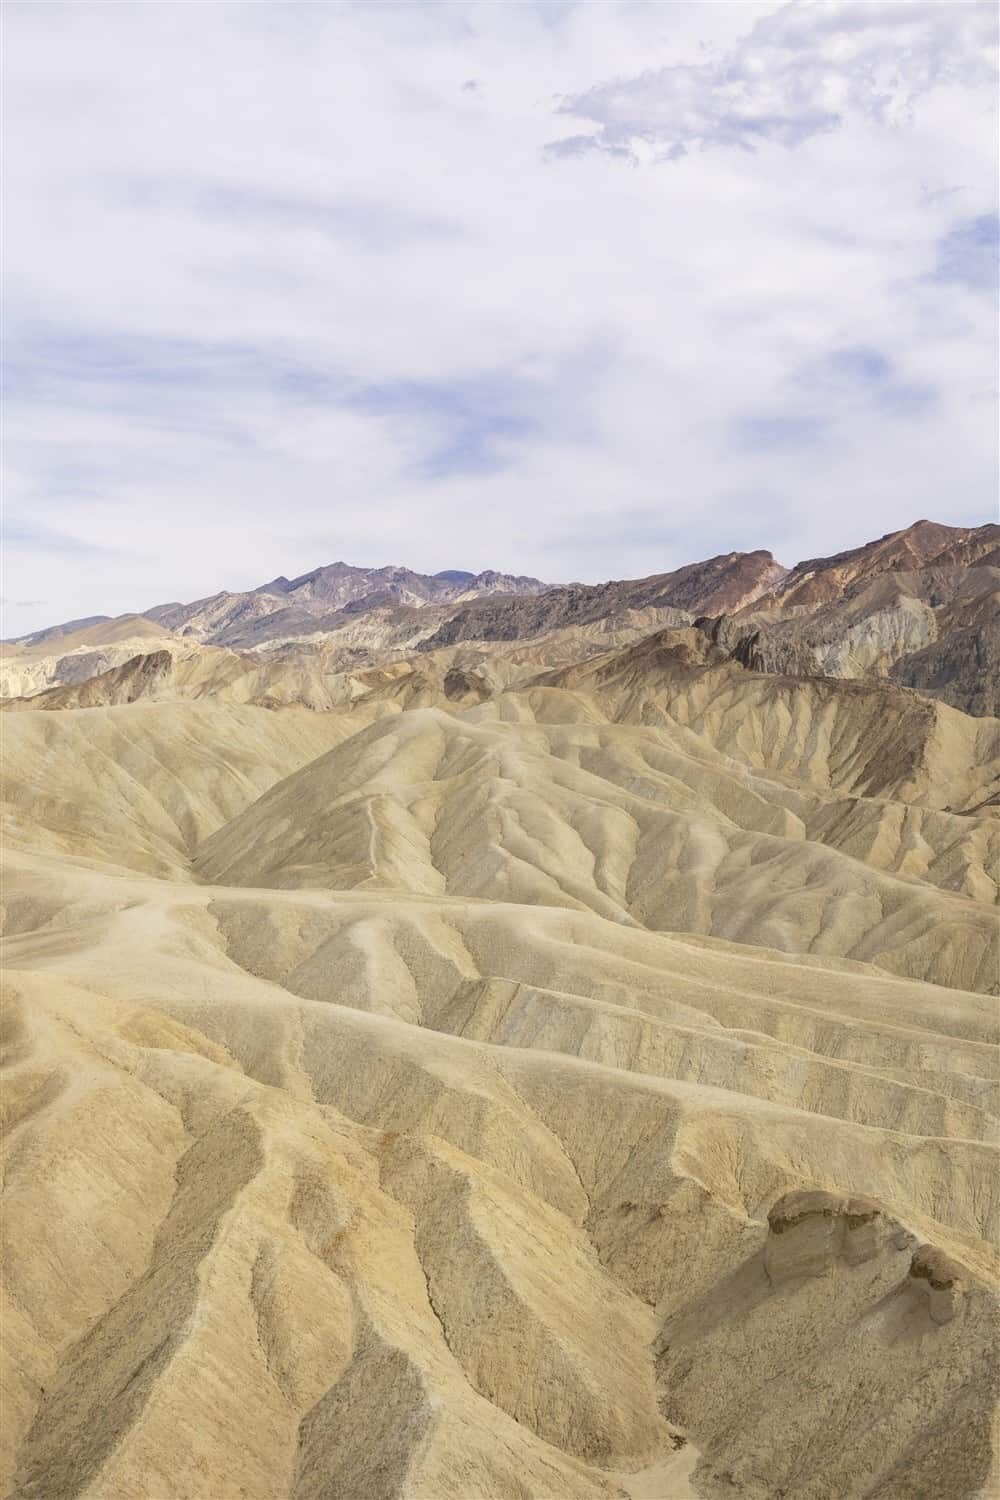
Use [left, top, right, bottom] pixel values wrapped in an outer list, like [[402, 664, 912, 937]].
[[142, 561, 551, 647], [3, 520, 996, 715]]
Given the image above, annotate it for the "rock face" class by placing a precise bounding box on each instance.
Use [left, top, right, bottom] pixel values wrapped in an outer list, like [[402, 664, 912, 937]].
[[764, 1190, 913, 1282], [891, 620, 1000, 718], [721, 521, 1000, 716], [0, 616, 181, 699], [7, 650, 175, 709], [761, 1195, 973, 1333], [909, 1244, 968, 1325], [658, 1189, 998, 1500], [419, 550, 785, 649]]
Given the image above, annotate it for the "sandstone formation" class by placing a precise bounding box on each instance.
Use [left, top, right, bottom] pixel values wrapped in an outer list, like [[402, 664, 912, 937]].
[[1, 519, 997, 1499]]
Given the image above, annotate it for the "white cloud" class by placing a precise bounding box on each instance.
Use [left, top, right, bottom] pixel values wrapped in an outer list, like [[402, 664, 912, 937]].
[[3, 0, 997, 632], [552, 1, 998, 159]]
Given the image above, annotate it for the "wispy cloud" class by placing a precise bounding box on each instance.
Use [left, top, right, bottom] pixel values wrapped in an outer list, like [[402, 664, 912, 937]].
[[4, 518, 133, 557], [116, 179, 462, 251], [550, 1, 997, 160]]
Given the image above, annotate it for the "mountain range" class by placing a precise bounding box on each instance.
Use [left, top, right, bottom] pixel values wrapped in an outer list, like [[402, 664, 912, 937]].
[[2, 516, 998, 1500], [5, 519, 998, 715]]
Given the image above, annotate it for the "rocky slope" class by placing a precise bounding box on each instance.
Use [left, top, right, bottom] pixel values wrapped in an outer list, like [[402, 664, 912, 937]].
[[2, 520, 998, 1498], [891, 616, 1000, 718], [0, 615, 182, 699], [417, 520, 998, 716], [712, 520, 1000, 714], [3, 668, 997, 1497], [187, 675, 999, 991], [418, 549, 786, 649], [5, 521, 996, 716], [747, 519, 999, 612], [659, 1189, 997, 1498], [1, 564, 551, 696], [3, 693, 995, 1500]]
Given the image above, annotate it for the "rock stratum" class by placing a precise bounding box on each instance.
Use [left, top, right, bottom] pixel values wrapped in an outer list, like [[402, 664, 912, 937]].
[[1, 518, 998, 1499]]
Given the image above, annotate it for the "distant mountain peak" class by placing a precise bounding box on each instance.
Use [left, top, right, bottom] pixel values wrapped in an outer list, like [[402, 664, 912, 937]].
[[123, 558, 552, 650]]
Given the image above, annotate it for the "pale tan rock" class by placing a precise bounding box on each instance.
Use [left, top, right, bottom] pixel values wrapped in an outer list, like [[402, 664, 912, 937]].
[[910, 1243, 968, 1324], [2, 563, 998, 1498]]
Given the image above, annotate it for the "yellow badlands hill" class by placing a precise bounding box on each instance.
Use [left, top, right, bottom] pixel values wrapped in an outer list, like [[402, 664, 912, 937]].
[[1, 623, 998, 1499]]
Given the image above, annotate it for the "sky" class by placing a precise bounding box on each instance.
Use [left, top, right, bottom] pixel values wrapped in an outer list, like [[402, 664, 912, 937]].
[[4, 0, 998, 632]]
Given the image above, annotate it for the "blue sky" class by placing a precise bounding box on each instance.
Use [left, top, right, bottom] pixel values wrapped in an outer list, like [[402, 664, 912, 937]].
[[4, 0, 998, 630]]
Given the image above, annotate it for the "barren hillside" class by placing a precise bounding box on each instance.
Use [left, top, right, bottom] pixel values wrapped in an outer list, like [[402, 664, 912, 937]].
[[2, 524, 998, 1500]]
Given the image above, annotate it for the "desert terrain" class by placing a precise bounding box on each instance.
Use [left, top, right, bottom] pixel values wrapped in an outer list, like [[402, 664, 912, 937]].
[[2, 520, 998, 1499]]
